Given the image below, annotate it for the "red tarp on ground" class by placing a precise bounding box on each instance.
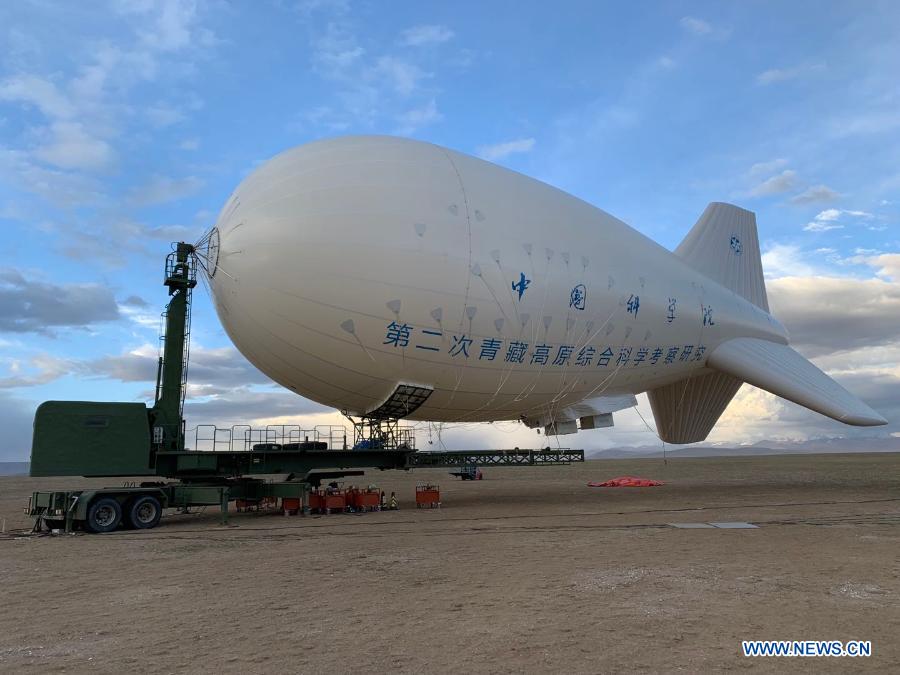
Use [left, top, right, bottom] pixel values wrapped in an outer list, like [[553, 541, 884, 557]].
[[588, 476, 665, 487]]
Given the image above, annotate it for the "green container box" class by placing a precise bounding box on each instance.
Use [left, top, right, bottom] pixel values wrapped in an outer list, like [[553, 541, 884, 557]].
[[30, 401, 154, 477]]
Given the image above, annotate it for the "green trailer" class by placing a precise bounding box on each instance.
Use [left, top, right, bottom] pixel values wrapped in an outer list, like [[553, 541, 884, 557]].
[[24, 242, 583, 534], [24, 445, 584, 533], [26, 480, 309, 534]]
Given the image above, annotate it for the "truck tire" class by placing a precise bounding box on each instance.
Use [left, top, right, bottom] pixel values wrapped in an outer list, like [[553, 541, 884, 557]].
[[84, 497, 123, 533], [127, 495, 162, 530]]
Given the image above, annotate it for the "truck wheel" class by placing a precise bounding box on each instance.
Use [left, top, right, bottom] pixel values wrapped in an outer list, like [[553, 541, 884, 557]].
[[127, 495, 162, 529], [84, 497, 122, 533]]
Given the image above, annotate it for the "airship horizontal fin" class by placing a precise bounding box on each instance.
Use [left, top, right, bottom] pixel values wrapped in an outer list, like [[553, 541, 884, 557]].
[[708, 338, 887, 426], [565, 393, 638, 418], [647, 371, 744, 444], [676, 202, 769, 312]]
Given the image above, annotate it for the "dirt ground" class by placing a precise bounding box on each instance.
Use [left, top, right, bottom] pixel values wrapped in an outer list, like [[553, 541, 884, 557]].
[[1, 452, 898, 673]]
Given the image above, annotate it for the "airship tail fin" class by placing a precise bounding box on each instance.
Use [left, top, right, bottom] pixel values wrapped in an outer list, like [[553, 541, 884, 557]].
[[676, 202, 769, 311], [649, 336, 887, 444], [708, 337, 888, 427], [647, 371, 744, 444]]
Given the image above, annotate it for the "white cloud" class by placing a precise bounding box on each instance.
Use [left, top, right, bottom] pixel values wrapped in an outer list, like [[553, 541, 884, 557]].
[[816, 208, 841, 222], [311, 23, 365, 77], [477, 137, 536, 161], [829, 111, 900, 137], [860, 253, 900, 281], [749, 158, 788, 177], [0, 0, 219, 221], [803, 221, 842, 232], [679, 17, 712, 35], [127, 174, 204, 207], [679, 16, 730, 40], [791, 184, 840, 204], [371, 56, 429, 96], [448, 48, 476, 69], [657, 56, 676, 69], [0, 354, 71, 389], [179, 138, 199, 151], [304, 18, 445, 133], [33, 121, 116, 170], [750, 169, 798, 196], [756, 63, 825, 85], [294, 0, 351, 17], [51, 219, 198, 266], [713, 386, 785, 436], [395, 98, 442, 135], [768, 272, 900, 356], [146, 104, 185, 127], [400, 24, 454, 47], [290, 105, 353, 133], [804, 208, 874, 232], [0, 150, 106, 208], [0, 74, 117, 172], [84, 344, 274, 388], [129, 0, 217, 53], [761, 244, 821, 279], [0, 75, 75, 119], [184, 389, 331, 430]]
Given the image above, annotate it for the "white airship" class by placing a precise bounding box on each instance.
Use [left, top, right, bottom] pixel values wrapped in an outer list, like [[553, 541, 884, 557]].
[[199, 135, 886, 443]]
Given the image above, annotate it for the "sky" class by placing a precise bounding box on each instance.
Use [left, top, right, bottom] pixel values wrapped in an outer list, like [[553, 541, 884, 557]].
[[1, 0, 899, 461]]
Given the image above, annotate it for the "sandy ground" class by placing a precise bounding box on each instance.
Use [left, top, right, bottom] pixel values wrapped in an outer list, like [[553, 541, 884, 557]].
[[1, 452, 898, 674]]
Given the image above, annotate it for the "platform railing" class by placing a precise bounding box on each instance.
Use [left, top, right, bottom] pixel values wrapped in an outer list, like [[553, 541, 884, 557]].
[[316, 425, 349, 450], [190, 424, 351, 452]]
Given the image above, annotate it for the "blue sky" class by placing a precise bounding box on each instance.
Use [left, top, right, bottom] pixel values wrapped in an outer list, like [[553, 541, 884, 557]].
[[1, 1, 899, 460]]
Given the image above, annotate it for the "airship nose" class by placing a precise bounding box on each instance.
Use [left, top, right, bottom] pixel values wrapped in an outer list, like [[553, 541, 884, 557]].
[[195, 226, 220, 279]]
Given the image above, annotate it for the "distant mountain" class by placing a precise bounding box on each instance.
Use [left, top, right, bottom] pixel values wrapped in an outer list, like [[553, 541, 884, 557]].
[[588, 436, 900, 459], [0, 462, 29, 476]]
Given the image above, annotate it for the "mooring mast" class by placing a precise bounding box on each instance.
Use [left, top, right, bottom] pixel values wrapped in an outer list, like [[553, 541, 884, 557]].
[[151, 242, 196, 455]]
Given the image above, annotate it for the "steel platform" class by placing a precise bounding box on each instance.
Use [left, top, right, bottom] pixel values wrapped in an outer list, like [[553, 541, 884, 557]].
[[405, 448, 584, 468]]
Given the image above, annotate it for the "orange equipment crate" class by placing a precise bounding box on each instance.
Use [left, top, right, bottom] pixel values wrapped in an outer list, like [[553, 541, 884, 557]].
[[307, 490, 324, 513], [323, 490, 347, 514], [415, 484, 441, 508], [345, 487, 359, 511], [282, 497, 301, 513], [354, 487, 381, 511]]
